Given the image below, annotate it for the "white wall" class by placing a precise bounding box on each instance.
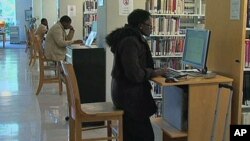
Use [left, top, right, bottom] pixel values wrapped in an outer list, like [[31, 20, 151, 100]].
[[32, 0, 42, 20], [42, 0, 58, 27], [59, 0, 83, 40], [33, 0, 58, 29], [15, 0, 32, 42]]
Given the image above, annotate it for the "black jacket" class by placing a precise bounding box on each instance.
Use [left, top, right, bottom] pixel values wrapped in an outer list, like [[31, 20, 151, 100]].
[[106, 25, 157, 120]]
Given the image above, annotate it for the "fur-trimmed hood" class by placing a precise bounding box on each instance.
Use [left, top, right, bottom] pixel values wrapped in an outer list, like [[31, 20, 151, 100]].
[[105, 24, 145, 53]]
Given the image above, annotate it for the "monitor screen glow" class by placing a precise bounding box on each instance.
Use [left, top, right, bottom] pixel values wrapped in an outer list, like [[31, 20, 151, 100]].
[[182, 28, 211, 73]]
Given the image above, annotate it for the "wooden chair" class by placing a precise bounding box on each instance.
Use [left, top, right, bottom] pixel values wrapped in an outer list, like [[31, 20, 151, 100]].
[[27, 29, 39, 66], [60, 61, 124, 141], [33, 35, 63, 95], [24, 25, 30, 53]]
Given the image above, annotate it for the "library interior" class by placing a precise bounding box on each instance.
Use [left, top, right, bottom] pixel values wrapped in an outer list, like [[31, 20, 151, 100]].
[[0, 0, 250, 141]]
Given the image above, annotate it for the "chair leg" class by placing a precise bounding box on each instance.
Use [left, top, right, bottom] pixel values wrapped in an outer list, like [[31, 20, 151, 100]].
[[75, 120, 82, 141], [59, 78, 63, 95], [69, 118, 75, 141], [58, 62, 64, 95], [118, 117, 123, 141], [107, 120, 112, 141], [36, 79, 43, 95], [25, 45, 29, 53], [28, 56, 33, 66]]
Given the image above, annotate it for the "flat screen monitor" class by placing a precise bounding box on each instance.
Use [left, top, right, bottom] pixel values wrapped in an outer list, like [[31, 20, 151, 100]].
[[182, 28, 211, 74]]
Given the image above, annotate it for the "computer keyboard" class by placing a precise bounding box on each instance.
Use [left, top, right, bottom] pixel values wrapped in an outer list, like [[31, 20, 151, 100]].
[[187, 71, 204, 77], [164, 68, 187, 79]]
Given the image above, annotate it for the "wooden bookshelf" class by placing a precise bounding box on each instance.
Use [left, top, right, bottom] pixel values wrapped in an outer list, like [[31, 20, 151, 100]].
[[145, 0, 206, 115], [146, 0, 205, 70], [83, 0, 97, 40], [205, 0, 247, 124]]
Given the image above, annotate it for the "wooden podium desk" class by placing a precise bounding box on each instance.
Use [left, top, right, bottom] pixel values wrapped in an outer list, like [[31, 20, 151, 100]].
[[151, 75, 233, 141], [65, 45, 105, 104]]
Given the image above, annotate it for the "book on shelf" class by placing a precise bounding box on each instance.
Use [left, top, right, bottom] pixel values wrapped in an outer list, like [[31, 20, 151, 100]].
[[243, 71, 250, 105], [84, 0, 97, 12], [245, 40, 250, 68], [149, 37, 184, 56], [145, 0, 186, 14], [83, 0, 98, 39], [247, 0, 250, 27], [153, 58, 182, 69]]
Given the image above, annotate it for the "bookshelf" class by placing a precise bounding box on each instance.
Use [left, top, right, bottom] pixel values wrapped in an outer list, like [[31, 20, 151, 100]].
[[83, 0, 97, 40], [205, 0, 247, 124], [145, 0, 206, 114], [243, 0, 250, 113]]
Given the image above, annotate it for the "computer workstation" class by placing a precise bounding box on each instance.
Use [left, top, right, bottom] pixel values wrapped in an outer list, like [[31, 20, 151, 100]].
[[164, 28, 216, 82], [152, 28, 233, 141]]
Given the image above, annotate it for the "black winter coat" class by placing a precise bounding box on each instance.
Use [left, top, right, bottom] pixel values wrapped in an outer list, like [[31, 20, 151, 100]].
[[106, 25, 157, 120]]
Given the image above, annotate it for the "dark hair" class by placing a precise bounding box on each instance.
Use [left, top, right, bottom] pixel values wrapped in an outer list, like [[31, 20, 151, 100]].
[[41, 18, 47, 23], [60, 15, 72, 23], [127, 9, 151, 28]]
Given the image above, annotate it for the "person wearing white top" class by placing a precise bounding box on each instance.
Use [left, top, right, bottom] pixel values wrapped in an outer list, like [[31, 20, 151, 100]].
[[35, 18, 48, 41]]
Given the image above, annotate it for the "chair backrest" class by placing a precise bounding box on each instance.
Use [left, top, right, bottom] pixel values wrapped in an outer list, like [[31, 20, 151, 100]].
[[61, 61, 83, 119], [25, 25, 30, 45], [33, 35, 44, 65]]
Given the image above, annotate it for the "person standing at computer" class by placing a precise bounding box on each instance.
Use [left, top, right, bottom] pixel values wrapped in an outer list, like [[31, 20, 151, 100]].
[[106, 9, 166, 141], [44, 15, 82, 61]]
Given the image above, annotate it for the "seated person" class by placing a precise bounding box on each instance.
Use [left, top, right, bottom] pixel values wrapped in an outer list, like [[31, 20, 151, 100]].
[[44, 15, 82, 61], [35, 18, 48, 41]]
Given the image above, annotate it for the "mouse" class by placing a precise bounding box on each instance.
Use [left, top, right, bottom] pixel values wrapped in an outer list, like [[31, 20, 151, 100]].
[[165, 77, 179, 83]]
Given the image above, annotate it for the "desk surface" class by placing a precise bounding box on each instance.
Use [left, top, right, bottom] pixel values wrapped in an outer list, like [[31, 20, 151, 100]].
[[152, 75, 233, 86], [68, 44, 97, 49]]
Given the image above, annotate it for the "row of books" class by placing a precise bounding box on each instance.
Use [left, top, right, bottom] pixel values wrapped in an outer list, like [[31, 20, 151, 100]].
[[150, 16, 204, 35], [151, 81, 163, 96], [149, 37, 185, 56], [247, 0, 250, 27], [84, 0, 97, 12], [153, 58, 182, 69], [245, 40, 250, 67], [83, 26, 92, 39], [150, 81, 163, 117], [83, 14, 97, 24], [151, 16, 181, 35], [242, 112, 250, 124], [145, 0, 195, 14], [243, 71, 250, 105]]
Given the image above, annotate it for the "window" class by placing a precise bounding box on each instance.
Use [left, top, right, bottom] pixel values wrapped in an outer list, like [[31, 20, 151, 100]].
[[0, 0, 16, 37]]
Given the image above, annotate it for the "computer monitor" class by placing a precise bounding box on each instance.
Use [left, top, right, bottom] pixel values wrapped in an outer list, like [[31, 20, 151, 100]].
[[182, 28, 211, 74]]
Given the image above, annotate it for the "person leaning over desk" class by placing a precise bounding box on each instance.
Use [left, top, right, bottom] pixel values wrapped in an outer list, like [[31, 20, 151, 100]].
[[44, 15, 82, 61], [106, 9, 166, 141]]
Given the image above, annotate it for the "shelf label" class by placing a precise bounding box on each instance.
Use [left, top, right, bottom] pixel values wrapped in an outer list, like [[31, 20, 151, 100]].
[[230, 0, 240, 20]]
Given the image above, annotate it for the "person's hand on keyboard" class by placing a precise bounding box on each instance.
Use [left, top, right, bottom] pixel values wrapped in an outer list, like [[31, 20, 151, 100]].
[[165, 67, 188, 79], [151, 67, 167, 77]]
